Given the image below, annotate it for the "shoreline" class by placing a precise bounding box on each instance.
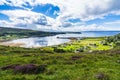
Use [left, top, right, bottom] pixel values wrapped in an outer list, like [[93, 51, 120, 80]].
[[57, 36, 86, 40]]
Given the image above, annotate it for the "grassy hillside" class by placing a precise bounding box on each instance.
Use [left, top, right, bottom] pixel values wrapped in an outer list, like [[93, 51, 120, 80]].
[[0, 27, 64, 41], [0, 28, 120, 80], [0, 33, 119, 80], [0, 46, 119, 80]]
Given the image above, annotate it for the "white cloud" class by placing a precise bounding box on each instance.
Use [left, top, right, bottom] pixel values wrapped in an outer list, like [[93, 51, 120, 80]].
[[105, 20, 120, 25], [0, 10, 56, 30], [102, 20, 120, 30], [1, 0, 120, 21], [59, 24, 106, 31], [54, 0, 120, 22], [0, 20, 14, 27], [0, 0, 120, 31]]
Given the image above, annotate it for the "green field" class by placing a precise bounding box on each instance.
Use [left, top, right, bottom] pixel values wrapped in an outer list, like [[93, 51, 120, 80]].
[[0, 36, 119, 80], [0, 27, 120, 80], [53, 37, 114, 53], [0, 46, 119, 80]]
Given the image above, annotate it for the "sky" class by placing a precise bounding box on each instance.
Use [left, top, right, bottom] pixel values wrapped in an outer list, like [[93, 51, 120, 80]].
[[0, 0, 120, 31]]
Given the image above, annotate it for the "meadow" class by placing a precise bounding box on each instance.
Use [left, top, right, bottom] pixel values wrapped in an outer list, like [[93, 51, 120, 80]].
[[0, 46, 120, 80], [0, 27, 120, 80], [0, 34, 120, 80]]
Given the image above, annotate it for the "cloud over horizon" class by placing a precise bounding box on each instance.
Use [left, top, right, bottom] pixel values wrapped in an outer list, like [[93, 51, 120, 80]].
[[0, 0, 120, 31]]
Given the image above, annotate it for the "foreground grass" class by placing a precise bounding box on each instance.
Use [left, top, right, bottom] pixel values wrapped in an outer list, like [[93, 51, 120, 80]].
[[0, 35, 120, 80], [0, 45, 119, 80]]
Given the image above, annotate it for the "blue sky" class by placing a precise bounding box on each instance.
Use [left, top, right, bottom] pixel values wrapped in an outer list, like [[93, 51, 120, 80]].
[[0, 0, 120, 31]]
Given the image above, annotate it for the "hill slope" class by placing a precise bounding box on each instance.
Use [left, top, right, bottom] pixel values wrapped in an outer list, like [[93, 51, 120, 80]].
[[0, 27, 63, 37], [0, 27, 65, 41]]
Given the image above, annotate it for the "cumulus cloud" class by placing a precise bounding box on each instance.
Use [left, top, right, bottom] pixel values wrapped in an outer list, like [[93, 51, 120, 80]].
[[0, 0, 120, 31], [54, 0, 120, 22], [102, 20, 120, 30], [0, 10, 56, 30]]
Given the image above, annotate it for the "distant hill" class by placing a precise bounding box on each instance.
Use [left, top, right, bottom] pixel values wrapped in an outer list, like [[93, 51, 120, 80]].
[[0, 27, 64, 37]]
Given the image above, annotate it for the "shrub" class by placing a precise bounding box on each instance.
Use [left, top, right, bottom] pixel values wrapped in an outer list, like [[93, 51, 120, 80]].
[[40, 47, 54, 53], [14, 64, 47, 74], [53, 47, 66, 53], [76, 47, 84, 52], [115, 41, 120, 46]]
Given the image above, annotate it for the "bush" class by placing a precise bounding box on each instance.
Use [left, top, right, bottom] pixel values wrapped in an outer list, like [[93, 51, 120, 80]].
[[53, 47, 66, 53], [115, 41, 120, 46], [40, 47, 54, 53], [14, 64, 47, 74], [76, 47, 84, 52]]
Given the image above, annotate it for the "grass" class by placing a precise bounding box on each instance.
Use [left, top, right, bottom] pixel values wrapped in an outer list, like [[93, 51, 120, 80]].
[[54, 37, 113, 53], [0, 48, 119, 80], [0, 32, 120, 80]]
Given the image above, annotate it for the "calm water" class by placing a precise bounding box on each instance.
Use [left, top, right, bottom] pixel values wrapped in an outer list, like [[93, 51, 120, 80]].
[[2, 31, 120, 48], [58, 31, 120, 37]]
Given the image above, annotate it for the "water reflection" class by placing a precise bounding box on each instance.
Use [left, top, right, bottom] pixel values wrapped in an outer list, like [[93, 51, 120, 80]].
[[57, 31, 120, 37], [1, 31, 120, 48], [6, 36, 70, 48]]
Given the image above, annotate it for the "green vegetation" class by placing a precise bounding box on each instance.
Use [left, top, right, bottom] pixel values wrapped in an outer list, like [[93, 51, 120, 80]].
[[0, 45, 119, 80], [0, 27, 120, 80], [53, 33, 120, 53], [104, 33, 120, 48], [53, 37, 114, 53], [0, 27, 65, 41]]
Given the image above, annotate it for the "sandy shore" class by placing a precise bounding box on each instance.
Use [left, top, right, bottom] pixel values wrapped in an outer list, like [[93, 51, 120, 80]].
[[0, 42, 25, 47]]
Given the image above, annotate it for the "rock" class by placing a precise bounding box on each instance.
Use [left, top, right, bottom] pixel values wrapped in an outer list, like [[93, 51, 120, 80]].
[[89, 50, 93, 53], [95, 73, 109, 80]]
